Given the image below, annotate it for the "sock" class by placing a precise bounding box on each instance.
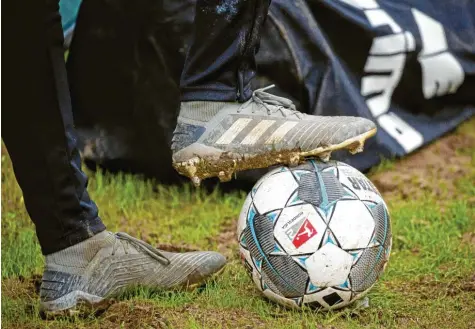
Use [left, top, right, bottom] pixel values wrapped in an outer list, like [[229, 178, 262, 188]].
[[45, 231, 115, 274], [179, 101, 229, 122]]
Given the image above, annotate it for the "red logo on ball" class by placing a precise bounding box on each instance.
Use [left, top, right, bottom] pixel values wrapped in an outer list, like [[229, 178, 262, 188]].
[[292, 219, 317, 248]]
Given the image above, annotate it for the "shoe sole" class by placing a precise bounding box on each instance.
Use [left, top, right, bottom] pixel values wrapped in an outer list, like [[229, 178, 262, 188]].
[[173, 128, 377, 186], [39, 266, 227, 318], [40, 291, 111, 319]]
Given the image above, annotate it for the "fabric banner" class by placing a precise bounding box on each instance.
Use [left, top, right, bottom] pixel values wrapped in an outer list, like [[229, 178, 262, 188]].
[[60, 0, 474, 185]]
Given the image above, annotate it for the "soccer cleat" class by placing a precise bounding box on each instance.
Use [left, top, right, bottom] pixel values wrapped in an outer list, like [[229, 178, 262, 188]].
[[172, 85, 377, 186], [39, 231, 226, 315]]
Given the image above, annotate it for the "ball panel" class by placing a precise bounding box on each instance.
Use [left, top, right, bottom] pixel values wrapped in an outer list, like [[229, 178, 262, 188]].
[[252, 214, 276, 255], [269, 239, 288, 256], [349, 245, 387, 292], [329, 200, 375, 250], [290, 169, 314, 183], [321, 227, 340, 247], [321, 171, 344, 203], [285, 190, 306, 207], [303, 287, 352, 310], [261, 269, 284, 296], [243, 226, 262, 263], [322, 165, 339, 179], [239, 230, 247, 250], [298, 172, 322, 206], [262, 288, 300, 309], [321, 172, 343, 202], [274, 204, 326, 254], [369, 203, 391, 246], [311, 159, 338, 171], [348, 249, 364, 265], [239, 248, 254, 277], [252, 264, 263, 290], [342, 185, 359, 199], [305, 300, 325, 309], [337, 163, 383, 203], [321, 289, 353, 309], [253, 171, 299, 214], [237, 193, 253, 237], [251, 166, 287, 197], [305, 243, 353, 287], [292, 161, 316, 172], [305, 279, 323, 294], [261, 255, 308, 298]]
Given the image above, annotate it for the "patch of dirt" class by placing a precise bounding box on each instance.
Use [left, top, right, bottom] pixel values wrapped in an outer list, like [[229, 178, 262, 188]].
[[1, 275, 41, 300], [385, 273, 475, 298], [97, 301, 170, 328], [162, 304, 268, 329], [461, 274, 475, 292], [212, 218, 239, 259], [371, 132, 474, 200], [462, 232, 475, 247], [396, 317, 419, 328], [1, 276, 267, 329], [75, 300, 271, 329]]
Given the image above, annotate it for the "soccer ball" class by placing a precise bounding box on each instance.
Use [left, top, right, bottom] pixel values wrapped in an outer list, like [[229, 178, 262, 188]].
[[237, 160, 392, 310]]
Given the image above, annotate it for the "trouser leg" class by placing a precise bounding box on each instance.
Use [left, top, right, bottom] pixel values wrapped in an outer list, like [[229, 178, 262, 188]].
[[180, 0, 271, 102], [2, 0, 106, 255]]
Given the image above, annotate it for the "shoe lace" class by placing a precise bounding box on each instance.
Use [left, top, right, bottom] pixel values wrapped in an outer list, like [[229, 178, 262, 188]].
[[112, 232, 171, 265], [240, 85, 303, 119]]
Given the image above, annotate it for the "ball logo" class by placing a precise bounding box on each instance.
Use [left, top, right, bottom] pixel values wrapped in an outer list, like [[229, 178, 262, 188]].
[[285, 218, 317, 248], [347, 176, 377, 193]]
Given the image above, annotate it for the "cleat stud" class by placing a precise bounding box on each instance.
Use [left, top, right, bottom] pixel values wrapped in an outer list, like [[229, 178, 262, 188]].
[[318, 151, 332, 162], [218, 170, 233, 183], [349, 141, 364, 154], [191, 176, 201, 187], [288, 154, 300, 167]]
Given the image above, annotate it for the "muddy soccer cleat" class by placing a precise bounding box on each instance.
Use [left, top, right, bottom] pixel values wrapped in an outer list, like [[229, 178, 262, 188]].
[[172, 85, 377, 186], [39, 231, 226, 315]]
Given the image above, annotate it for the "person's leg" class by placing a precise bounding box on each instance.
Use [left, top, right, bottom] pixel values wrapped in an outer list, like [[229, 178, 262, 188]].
[[172, 0, 377, 186], [180, 0, 271, 102], [3, 0, 225, 314], [2, 0, 105, 255]]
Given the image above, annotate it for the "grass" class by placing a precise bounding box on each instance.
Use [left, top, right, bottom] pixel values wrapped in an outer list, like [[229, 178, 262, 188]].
[[2, 118, 475, 329]]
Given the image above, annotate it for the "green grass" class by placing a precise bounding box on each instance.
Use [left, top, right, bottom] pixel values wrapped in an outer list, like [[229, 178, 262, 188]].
[[2, 118, 475, 329]]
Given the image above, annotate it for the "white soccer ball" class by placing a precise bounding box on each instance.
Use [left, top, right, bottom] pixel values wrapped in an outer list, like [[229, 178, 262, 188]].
[[237, 160, 392, 310]]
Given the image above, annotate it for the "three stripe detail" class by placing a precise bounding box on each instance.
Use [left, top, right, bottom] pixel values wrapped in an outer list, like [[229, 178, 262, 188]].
[[215, 118, 298, 145]]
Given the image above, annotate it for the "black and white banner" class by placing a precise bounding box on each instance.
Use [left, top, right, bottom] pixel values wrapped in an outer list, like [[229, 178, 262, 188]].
[[60, 0, 474, 182]]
